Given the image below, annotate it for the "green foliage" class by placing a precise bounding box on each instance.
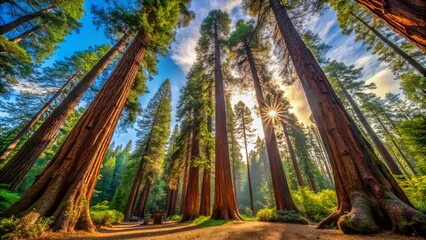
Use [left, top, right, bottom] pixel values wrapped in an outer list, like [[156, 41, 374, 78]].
[[398, 176, 426, 213], [291, 187, 337, 222], [0, 216, 53, 240], [399, 116, 426, 173], [90, 201, 124, 226], [400, 73, 426, 109], [193, 216, 228, 227], [256, 208, 308, 224], [0, 187, 20, 212], [170, 215, 182, 221]]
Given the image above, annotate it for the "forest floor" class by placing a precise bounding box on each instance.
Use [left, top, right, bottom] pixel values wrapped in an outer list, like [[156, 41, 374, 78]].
[[42, 221, 423, 240]]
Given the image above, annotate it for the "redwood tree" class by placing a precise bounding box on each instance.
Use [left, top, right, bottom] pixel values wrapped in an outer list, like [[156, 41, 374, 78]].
[[1, 0, 193, 232], [201, 10, 242, 220], [244, 0, 426, 235]]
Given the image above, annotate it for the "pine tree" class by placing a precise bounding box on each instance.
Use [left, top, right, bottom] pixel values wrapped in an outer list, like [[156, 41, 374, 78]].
[[1, 0, 194, 232]]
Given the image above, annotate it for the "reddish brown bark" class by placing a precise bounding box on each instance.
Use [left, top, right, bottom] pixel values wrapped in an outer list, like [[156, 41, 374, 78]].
[[355, 0, 426, 52], [335, 78, 403, 175], [180, 140, 190, 214], [10, 25, 41, 43], [211, 22, 242, 220], [282, 124, 305, 187], [269, 0, 426, 235], [0, 29, 148, 232], [243, 39, 297, 211], [351, 13, 426, 77], [135, 180, 151, 217], [0, 70, 78, 163], [123, 156, 145, 221], [200, 95, 212, 216], [0, 6, 56, 34], [170, 178, 179, 216], [0, 35, 130, 191]]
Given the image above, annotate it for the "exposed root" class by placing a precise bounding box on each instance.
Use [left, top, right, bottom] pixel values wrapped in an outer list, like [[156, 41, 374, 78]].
[[338, 194, 379, 234], [317, 210, 342, 229]]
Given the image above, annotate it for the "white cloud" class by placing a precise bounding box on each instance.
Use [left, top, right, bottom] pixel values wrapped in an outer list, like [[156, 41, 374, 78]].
[[365, 68, 401, 98]]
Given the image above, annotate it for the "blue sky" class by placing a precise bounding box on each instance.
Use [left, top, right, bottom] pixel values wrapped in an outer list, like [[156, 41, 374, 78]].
[[4, 0, 403, 156]]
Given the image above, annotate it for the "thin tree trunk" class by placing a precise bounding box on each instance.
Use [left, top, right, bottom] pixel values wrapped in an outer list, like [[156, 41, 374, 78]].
[[241, 110, 254, 213], [351, 12, 426, 76], [170, 178, 179, 216], [0, 70, 78, 163], [10, 24, 41, 43], [200, 92, 212, 216], [243, 39, 297, 211], [335, 78, 403, 175], [123, 156, 145, 221], [0, 35, 130, 191], [136, 181, 151, 218], [0, 6, 56, 34], [354, 0, 426, 51], [1, 29, 148, 232], [165, 188, 171, 213], [375, 116, 417, 176], [211, 22, 242, 220], [269, 0, 426, 234], [313, 128, 334, 188], [230, 130, 238, 202], [282, 123, 305, 187], [180, 141, 190, 214]]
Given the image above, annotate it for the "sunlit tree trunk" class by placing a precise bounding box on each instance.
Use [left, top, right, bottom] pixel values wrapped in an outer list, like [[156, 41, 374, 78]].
[[243, 39, 297, 211], [355, 0, 426, 52], [269, 0, 426, 234], [0, 70, 78, 162], [0, 35, 130, 191], [351, 13, 426, 76], [170, 178, 179, 216], [10, 25, 41, 43], [200, 92, 212, 216], [335, 78, 403, 175], [211, 23, 242, 220], [282, 124, 305, 187], [123, 157, 145, 221], [1, 29, 148, 232], [0, 6, 56, 34], [136, 180, 151, 218]]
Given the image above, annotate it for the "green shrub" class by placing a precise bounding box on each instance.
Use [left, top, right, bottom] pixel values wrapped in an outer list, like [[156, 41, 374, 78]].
[[0, 186, 20, 212], [256, 208, 308, 224], [0, 216, 53, 240], [90, 201, 124, 226], [170, 215, 182, 221], [193, 216, 228, 227], [398, 176, 426, 213], [291, 187, 337, 222]]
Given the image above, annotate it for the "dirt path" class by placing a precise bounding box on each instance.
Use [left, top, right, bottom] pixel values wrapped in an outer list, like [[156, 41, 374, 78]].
[[43, 221, 423, 240]]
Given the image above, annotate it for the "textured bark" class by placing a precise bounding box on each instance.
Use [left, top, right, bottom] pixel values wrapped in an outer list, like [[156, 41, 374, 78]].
[[135, 181, 151, 218], [0, 35, 130, 191], [211, 22, 242, 221], [282, 124, 305, 187], [180, 141, 190, 214], [1, 30, 148, 232], [355, 0, 426, 51], [123, 156, 145, 221], [10, 25, 41, 43], [243, 39, 297, 211], [375, 116, 417, 176], [352, 13, 426, 76], [170, 179, 179, 216], [230, 130, 238, 201], [0, 6, 56, 34], [335, 78, 403, 175], [200, 96, 212, 216], [241, 109, 254, 213], [269, 0, 426, 235], [0, 70, 78, 163]]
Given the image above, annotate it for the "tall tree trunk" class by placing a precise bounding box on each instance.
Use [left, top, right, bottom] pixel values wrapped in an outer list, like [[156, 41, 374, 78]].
[[354, 0, 426, 52], [0, 35, 130, 191], [351, 13, 426, 76], [211, 23, 242, 221], [200, 89, 212, 216], [170, 178, 179, 216], [0, 6, 56, 34], [136, 181, 151, 218], [282, 124, 305, 187], [123, 156, 145, 221], [230, 130, 238, 201], [10, 25, 41, 43], [0, 29, 149, 232], [0, 70, 78, 163], [313, 128, 334, 188], [375, 116, 417, 176], [269, 0, 426, 234], [165, 188, 172, 213], [180, 141, 190, 214], [243, 39, 297, 211], [241, 110, 254, 213], [335, 78, 403, 175]]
